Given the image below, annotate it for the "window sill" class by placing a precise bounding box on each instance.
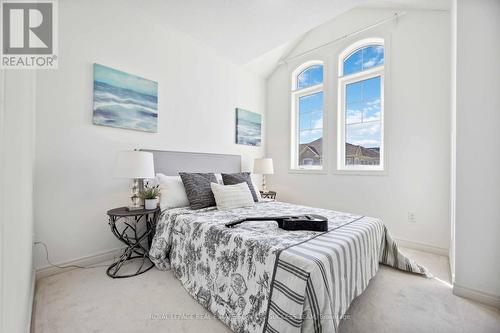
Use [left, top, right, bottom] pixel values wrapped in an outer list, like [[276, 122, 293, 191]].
[[288, 168, 327, 175], [332, 169, 388, 176]]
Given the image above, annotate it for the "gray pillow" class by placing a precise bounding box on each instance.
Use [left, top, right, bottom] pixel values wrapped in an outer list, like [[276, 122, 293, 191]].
[[179, 172, 218, 209], [221, 172, 259, 202]]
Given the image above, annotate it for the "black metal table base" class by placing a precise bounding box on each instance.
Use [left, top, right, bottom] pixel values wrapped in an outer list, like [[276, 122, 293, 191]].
[[106, 207, 159, 279], [106, 254, 154, 279]]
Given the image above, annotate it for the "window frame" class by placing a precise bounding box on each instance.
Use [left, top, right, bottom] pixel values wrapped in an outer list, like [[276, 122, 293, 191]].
[[290, 60, 326, 172], [336, 39, 387, 174]]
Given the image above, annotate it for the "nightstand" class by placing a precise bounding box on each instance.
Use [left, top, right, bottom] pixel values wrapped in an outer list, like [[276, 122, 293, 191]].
[[260, 190, 276, 200], [106, 206, 160, 278]]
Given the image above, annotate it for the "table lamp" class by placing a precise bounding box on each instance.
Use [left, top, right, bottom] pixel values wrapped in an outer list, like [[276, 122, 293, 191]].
[[113, 151, 155, 210], [253, 158, 274, 192]]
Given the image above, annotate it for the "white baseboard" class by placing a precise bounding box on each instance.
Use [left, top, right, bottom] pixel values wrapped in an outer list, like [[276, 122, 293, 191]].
[[393, 237, 449, 257], [453, 283, 500, 309], [35, 247, 125, 280]]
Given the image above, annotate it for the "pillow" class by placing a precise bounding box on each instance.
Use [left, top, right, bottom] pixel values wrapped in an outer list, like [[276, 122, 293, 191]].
[[214, 173, 223, 184], [155, 174, 190, 210], [179, 172, 218, 209], [210, 182, 255, 211], [221, 172, 259, 202]]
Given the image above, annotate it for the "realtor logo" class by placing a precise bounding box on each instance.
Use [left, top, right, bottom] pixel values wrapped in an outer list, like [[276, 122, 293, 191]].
[[1, 0, 58, 68]]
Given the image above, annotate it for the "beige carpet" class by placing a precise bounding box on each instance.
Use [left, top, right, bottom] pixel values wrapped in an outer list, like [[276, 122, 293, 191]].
[[33, 248, 500, 333]]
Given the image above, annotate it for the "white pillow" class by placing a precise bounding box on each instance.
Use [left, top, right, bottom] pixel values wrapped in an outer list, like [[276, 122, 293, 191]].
[[215, 173, 223, 184], [156, 174, 190, 210], [210, 182, 255, 211]]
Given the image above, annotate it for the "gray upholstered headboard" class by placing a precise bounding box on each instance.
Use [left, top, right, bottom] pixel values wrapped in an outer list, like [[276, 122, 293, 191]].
[[140, 149, 241, 176]]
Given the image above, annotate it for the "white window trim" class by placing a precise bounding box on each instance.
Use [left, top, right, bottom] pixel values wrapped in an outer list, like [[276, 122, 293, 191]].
[[286, 35, 391, 176], [335, 38, 388, 175], [338, 68, 385, 171], [290, 60, 326, 172]]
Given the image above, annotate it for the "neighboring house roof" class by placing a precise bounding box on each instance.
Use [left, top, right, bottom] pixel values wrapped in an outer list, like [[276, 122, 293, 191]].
[[345, 143, 379, 159], [299, 138, 322, 157], [299, 138, 379, 159]]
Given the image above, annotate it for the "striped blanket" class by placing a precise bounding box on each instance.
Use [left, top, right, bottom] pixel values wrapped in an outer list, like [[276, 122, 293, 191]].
[[264, 216, 427, 333], [149, 201, 427, 333]]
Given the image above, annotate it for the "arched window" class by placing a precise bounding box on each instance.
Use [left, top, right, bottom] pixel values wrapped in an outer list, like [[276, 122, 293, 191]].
[[291, 61, 324, 170], [296, 64, 323, 89], [338, 39, 384, 171]]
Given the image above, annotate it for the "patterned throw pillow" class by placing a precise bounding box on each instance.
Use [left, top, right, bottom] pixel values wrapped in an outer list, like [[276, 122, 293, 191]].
[[221, 172, 259, 202], [179, 172, 218, 209], [210, 182, 255, 211]]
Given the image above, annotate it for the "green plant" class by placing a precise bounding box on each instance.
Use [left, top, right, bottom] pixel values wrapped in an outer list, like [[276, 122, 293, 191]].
[[139, 183, 160, 200]]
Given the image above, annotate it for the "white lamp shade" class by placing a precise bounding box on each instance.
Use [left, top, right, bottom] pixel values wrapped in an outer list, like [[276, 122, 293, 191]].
[[113, 151, 155, 179], [253, 158, 274, 174]]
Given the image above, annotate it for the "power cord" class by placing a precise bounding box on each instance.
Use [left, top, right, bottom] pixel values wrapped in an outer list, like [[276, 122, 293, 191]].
[[34, 241, 114, 269]]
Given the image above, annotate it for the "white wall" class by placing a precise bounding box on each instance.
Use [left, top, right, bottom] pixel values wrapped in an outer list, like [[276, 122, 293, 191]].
[[34, 0, 266, 268], [266, 8, 451, 251], [0, 70, 36, 332], [453, 0, 500, 301], [449, 0, 457, 282]]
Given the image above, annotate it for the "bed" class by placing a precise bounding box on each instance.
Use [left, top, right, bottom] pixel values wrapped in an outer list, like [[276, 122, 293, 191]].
[[143, 150, 427, 333]]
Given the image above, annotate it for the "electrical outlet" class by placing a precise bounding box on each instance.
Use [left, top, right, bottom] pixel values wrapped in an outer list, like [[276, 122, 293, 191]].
[[408, 212, 416, 223]]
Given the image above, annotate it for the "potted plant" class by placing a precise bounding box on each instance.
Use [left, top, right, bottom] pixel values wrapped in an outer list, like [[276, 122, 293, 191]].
[[139, 183, 160, 210]]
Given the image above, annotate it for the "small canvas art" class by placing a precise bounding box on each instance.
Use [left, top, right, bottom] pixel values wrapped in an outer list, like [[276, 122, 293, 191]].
[[235, 108, 261, 146], [93, 63, 158, 132]]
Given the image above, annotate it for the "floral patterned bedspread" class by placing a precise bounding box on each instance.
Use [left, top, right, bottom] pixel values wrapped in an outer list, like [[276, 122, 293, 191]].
[[149, 201, 368, 333]]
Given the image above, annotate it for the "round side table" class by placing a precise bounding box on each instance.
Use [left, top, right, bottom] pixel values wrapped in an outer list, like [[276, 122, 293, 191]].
[[106, 206, 160, 278]]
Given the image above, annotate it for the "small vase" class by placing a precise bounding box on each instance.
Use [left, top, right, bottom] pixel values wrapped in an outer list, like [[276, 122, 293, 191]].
[[145, 198, 158, 210]]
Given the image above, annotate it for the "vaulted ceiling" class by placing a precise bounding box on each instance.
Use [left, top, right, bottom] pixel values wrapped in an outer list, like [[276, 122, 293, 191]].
[[137, 0, 450, 69], [138, 0, 371, 65]]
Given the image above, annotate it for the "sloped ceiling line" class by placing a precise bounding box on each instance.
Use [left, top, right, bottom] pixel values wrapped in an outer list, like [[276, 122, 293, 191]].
[[280, 11, 406, 65]]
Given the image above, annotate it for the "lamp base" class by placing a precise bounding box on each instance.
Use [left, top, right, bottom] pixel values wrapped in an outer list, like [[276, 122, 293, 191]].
[[128, 178, 142, 211], [261, 175, 267, 192]]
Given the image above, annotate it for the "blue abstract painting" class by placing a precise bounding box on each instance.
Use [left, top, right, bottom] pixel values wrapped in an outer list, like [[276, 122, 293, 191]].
[[93, 63, 158, 132], [235, 108, 261, 146]]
